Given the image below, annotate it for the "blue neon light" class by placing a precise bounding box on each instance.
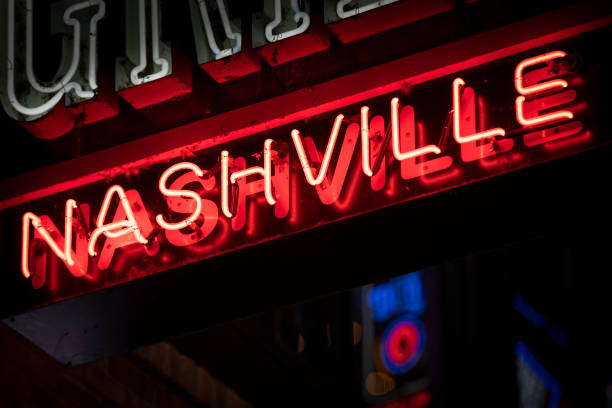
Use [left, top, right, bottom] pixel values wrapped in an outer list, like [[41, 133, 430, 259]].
[[513, 295, 567, 347], [367, 271, 426, 322], [515, 341, 562, 408]]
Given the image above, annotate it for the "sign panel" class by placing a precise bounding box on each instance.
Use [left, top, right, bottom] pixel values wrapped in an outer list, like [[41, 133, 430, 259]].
[[0, 28, 610, 317]]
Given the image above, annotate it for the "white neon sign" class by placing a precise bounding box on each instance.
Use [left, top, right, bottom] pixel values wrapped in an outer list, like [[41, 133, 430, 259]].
[[1, 0, 105, 120], [132, 0, 169, 85], [116, 0, 171, 89], [264, 0, 310, 43], [192, 0, 242, 60], [336, 0, 399, 19]]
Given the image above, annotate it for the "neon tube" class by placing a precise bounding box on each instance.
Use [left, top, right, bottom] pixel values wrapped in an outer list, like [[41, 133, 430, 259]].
[[265, 0, 310, 43], [220, 150, 233, 218], [229, 140, 276, 204], [390, 97, 441, 160], [88, 185, 148, 256], [6, 0, 104, 118], [129, 0, 170, 85], [361, 106, 375, 177], [452, 78, 506, 143], [156, 162, 205, 230], [515, 51, 568, 96], [515, 96, 574, 126], [336, 0, 399, 19], [291, 114, 344, 186], [197, 0, 241, 59], [21, 199, 80, 279]]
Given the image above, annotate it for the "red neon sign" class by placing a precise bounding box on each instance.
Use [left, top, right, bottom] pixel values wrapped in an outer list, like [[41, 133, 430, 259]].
[[18, 49, 579, 277], [1, 32, 609, 313]]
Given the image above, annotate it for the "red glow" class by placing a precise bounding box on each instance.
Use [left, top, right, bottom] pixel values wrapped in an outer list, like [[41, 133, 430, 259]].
[[4, 11, 609, 210], [386, 322, 420, 366], [306, 122, 360, 205], [517, 98, 574, 126], [228, 152, 290, 232], [377, 390, 432, 408], [7, 29, 604, 297], [117, 46, 193, 109], [398, 105, 452, 180], [514, 51, 568, 95], [419, 167, 462, 187], [458, 86, 513, 162], [390, 98, 441, 162], [221, 139, 277, 218], [453, 78, 506, 145], [515, 50, 575, 132], [156, 162, 205, 231], [94, 189, 156, 270], [162, 166, 218, 247], [361, 106, 376, 177], [18, 104, 75, 140], [328, 0, 452, 44], [21, 199, 89, 280], [523, 121, 582, 147], [88, 185, 149, 257], [539, 128, 591, 151], [368, 115, 387, 191], [291, 114, 345, 186]]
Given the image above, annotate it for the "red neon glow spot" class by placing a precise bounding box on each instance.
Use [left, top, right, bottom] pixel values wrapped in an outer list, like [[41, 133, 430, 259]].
[[452, 78, 506, 144], [228, 152, 290, 232], [540, 129, 591, 151], [88, 185, 149, 257], [420, 167, 462, 187], [385, 321, 420, 366], [185, 216, 231, 255], [156, 162, 205, 231], [524, 121, 584, 147]]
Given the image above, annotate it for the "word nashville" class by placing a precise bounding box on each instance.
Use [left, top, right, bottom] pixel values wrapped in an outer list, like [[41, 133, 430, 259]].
[[21, 51, 576, 284]]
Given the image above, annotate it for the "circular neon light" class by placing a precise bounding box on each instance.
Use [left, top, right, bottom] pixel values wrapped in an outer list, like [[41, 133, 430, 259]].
[[380, 315, 426, 374]]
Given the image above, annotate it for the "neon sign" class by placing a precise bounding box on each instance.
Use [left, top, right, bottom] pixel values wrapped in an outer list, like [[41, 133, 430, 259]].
[[0, 0, 116, 139], [333, 0, 399, 20], [380, 316, 426, 375], [0, 25, 609, 314], [261, 0, 311, 43], [189, 0, 242, 62]]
